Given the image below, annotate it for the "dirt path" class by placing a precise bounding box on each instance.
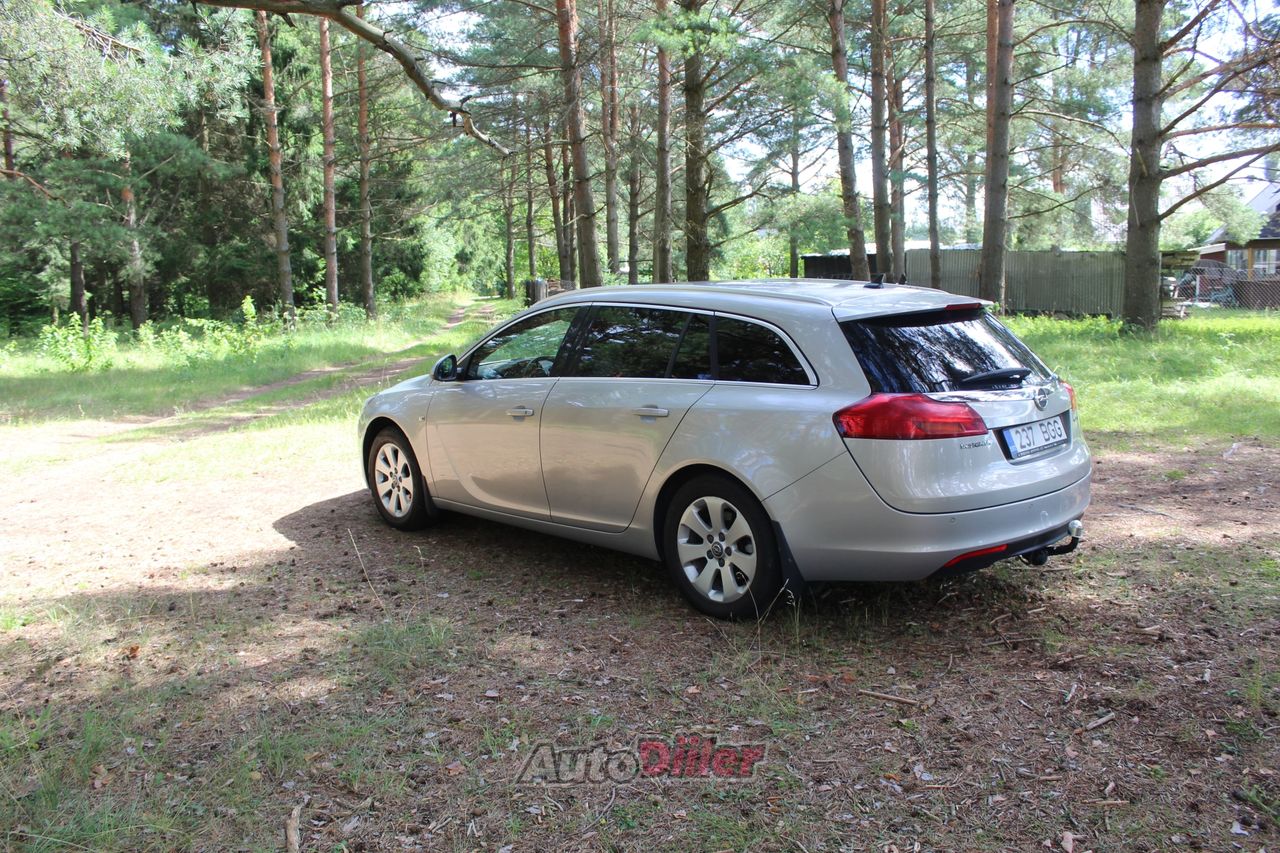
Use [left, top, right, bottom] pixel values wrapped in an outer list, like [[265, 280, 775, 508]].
[[0, 374, 1276, 849]]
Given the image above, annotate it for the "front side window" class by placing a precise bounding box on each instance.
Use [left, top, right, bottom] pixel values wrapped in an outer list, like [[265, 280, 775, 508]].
[[466, 308, 578, 380], [1227, 249, 1247, 271], [570, 306, 692, 378], [715, 317, 810, 385]]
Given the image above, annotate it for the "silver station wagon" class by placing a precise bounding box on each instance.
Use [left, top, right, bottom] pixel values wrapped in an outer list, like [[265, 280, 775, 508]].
[[358, 280, 1091, 619]]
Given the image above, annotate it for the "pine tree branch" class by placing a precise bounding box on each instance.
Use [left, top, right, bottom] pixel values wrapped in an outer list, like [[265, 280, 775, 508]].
[[177, 0, 511, 155]]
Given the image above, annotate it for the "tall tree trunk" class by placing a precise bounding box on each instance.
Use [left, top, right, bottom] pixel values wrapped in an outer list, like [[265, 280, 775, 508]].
[[653, 0, 674, 283], [789, 128, 800, 278], [562, 146, 577, 285], [503, 160, 516, 299], [924, 0, 941, 288], [626, 103, 642, 285], [828, 0, 871, 281], [963, 59, 980, 244], [869, 0, 892, 277], [979, 0, 1014, 304], [682, 0, 711, 283], [320, 18, 339, 319], [256, 11, 294, 324], [70, 240, 87, 333], [554, 0, 603, 287], [356, 5, 375, 319], [1123, 0, 1165, 329], [122, 158, 146, 330], [0, 78, 13, 176], [525, 122, 537, 280], [598, 0, 620, 275], [542, 128, 570, 285], [889, 65, 906, 279]]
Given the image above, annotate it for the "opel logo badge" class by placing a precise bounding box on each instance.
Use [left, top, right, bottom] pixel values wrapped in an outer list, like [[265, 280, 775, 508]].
[[1034, 387, 1050, 410]]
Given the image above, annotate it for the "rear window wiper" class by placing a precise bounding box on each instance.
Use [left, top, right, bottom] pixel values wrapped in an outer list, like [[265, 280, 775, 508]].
[[956, 366, 1031, 388]]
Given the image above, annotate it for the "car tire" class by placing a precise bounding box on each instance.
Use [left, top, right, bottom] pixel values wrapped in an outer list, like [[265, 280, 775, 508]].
[[366, 427, 439, 530], [662, 474, 782, 620]]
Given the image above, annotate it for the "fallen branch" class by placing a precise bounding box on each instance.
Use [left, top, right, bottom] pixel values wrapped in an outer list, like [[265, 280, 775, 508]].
[[857, 689, 919, 706], [285, 804, 302, 853], [1079, 711, 1116, 733]]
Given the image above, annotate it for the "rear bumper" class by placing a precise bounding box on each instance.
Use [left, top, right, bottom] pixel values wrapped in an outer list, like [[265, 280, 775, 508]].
[[764, 453, 1091, 582]]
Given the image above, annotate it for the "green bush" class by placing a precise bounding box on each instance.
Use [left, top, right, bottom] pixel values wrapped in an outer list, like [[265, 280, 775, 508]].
[[35, 317, 118, 372]]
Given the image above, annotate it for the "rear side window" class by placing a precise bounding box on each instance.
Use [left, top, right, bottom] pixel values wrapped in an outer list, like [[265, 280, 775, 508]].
[[716, 317, 809, 385], [842, 309, 1051, 393], [671, 314, 712, 380], [571, 306, 691, 378]]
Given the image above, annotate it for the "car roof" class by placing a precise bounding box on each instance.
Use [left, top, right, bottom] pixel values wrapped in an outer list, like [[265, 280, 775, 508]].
[[537, 279, 990, 322]]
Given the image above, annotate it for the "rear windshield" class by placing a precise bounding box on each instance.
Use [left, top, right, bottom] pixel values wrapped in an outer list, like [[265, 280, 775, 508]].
[[841, 308, 1051, 393]]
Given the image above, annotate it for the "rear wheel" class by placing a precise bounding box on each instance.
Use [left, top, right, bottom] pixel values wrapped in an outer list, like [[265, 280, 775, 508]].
[[366, 427, 438, 530], [662, 475, 782, 620]]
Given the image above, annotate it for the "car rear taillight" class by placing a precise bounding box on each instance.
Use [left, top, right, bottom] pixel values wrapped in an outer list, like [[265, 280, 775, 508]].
[[833, 393, 988, 440], [1062, 381, 1077, 411]]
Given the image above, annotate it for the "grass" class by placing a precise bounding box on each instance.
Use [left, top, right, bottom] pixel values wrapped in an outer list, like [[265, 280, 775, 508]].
[[0, 294, 521, 424], [1005, 311, 1280, 440], [0, 304, 1276, 851]]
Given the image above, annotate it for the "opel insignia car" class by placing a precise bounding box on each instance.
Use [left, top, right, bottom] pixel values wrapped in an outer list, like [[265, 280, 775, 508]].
[[357, 280, 1091, 619]]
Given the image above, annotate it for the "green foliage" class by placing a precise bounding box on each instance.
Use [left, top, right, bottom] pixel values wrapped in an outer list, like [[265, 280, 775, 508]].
[[1005, 312, 1280, 439], [35, 317, 118, 372]]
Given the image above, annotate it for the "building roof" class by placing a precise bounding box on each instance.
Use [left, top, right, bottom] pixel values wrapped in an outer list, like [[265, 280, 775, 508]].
[[1209, 181, 1280, 243]]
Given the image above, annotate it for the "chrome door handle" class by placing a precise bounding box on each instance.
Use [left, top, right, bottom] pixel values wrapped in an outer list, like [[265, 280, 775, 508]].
[[507, 406, 535, 418], [631, 406, 670, 418]]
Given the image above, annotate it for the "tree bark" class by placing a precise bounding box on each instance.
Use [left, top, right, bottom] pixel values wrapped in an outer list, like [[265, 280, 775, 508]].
[[70, 240, 87, 333], [828, 0, 871, 280], [869, 0, 892, 277], [356, 5, 375, 319], [789, 128, 800, 278], [1123, 0, 1165, 329], [503, 160, 516, 300], [562, 145, 577, 285], [598, 0, 620, 275], [0, 78, 13, 177], [554, 0, 602, 287], [889, 64, 906, 279], [524, 122, 537, 280], [963, 58, 980, 244], [924, 0, 941, 288], [542, 128, 570, 285], [979, 0, 1014, 304], [122, 158, 146, 330], [256, 11, 294, 324], [626, 103, 642, 285], [652, 0, 674, 283], [682, 0, 711, 282], [319, 18, 339, 319]]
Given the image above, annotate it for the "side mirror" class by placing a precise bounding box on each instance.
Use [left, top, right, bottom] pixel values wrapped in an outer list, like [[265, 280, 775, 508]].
[[432, 353, 459, 381]]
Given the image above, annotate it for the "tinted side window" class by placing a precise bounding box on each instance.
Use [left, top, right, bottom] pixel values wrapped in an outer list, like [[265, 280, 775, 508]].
[[571, 306, 690, 378], [466, 308, 578, 380], [841, 309, 1052, 393], [715, 317, 809, 385], [670, 314, 712, 380]]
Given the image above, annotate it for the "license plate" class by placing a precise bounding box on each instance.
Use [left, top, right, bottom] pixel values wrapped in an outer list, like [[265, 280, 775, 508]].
[[1003, 414, 1069, 459]]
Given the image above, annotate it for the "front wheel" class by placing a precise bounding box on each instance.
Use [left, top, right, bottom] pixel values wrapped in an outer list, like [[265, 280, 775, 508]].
[[662, 475, 782, 620], [366, 427, 439, 530]]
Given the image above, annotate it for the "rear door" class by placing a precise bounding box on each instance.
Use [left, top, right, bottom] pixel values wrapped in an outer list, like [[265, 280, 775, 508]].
[[839, 307, 1091, 513], [540, 305, 713, 532]]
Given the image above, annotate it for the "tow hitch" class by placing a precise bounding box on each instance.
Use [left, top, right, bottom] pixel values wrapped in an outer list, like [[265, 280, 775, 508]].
[[1023, 519, 1083, 566]]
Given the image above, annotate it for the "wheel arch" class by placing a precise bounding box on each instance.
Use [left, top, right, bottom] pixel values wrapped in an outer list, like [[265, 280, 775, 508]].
[[651, 463, 769, 561], [363, 416, 411, 484]]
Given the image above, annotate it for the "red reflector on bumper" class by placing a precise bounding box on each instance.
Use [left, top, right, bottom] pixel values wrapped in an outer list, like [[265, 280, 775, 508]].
[[941, 544, 1008, 569]]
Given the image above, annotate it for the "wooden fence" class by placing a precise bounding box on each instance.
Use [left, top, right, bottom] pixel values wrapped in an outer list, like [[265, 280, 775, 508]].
[[806, 249, 1127, 316]]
